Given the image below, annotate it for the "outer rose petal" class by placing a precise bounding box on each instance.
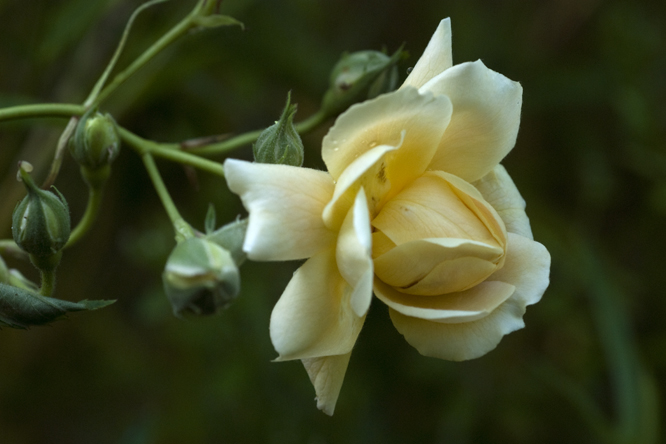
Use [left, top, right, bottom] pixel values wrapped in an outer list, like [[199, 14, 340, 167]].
[[302, 352, 352, 416], [389, 233, 550, 361], [473, 165, 533, 239], [270, 247, 365, 361], [401, 18, 453, 89], [224, 159, 335, 261], [422, 60, 523, 182], [322, 87, 453, 185], [336, 189, 374, 317], [375, 278, 515, 323]]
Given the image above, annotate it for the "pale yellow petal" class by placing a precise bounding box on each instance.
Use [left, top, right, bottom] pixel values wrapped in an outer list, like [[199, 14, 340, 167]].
[[323, 143, 397, 230], [373, 238, 504, 295], [472, 165, 533, 239], [375, 278, 515, 323], [371, 173, 500, 248], [488, 233, 550, 306], [431, 171, 507, 247], [401, 18, 453, 89], [302, 352, 352, 416], [336, 189, 373, 317], [388, 232, 550, 361], [322, 87, 452, 185], [269, 247, 365, 361], [422, 60, 522, 182], [224, 159, 335, 261]]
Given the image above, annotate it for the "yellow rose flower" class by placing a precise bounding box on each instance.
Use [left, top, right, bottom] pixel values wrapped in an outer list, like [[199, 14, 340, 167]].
[[224, 18, 550, 415]]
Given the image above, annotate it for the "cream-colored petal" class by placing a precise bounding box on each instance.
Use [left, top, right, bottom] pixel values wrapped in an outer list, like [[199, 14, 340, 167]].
[[472, 165, 533, 239], [401, 18, 453, 89], [371, 173, 500, 248], [431, 171, 507, 247], [422, 60, 523, 182], [336, 189, 373, 317], [375, 278, 515, 323], [270, 247, 366, 361], [487, 233, 550, 307], [322, 87, 452, 184], [224, 159, 335, 261], [323, 143, 397, 230], [373, 238, 504, 295], [302, 352, 352, 416], [388, 232, 550, 361]]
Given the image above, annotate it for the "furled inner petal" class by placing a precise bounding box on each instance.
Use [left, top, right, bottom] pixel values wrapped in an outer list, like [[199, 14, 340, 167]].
[[336, 188, 374, 317], [373, 238, 504, 295], [322, 87, 453, 184], [401, 18, 453, 89], [420, 60, 523, 182], [374, 277, 515, 324], [472, 165, 533, 240], [269, 246, 366, 361], [224, 159, 336, 261], [371, 172, 502, 249]]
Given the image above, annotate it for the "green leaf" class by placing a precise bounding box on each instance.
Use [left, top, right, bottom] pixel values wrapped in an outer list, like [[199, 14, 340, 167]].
[[0, 283, 114, 329], [192, 15, 244, 31]]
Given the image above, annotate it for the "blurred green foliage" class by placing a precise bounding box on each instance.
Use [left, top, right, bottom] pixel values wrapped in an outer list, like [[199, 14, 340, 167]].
[[0, 0, 665, 443]]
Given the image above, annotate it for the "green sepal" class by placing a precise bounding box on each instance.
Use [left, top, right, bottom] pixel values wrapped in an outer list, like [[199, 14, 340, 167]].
[[192, 15, 244, 31], [206, 217, 248, 266], [204, 203, 216, 235], [0, 283, 114, 329]]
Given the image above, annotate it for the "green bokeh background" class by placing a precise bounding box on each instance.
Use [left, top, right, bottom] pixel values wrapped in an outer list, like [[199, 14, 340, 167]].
[[1, 0, 665, 442]]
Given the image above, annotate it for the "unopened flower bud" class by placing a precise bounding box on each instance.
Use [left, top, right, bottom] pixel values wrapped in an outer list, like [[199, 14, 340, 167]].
[[253, 92, 304, 167], [322, 48, 404, 117], [12, 165, 70, 260], [163, 237, 240, 316], [69, 112, 120, 171]]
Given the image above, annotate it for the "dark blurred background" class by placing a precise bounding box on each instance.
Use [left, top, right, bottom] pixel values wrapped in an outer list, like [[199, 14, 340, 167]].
[[0, 0, 664, 443]]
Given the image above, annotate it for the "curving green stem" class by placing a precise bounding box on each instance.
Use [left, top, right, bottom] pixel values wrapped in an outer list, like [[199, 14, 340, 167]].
[[0, 103, 84, 122], [91, 3, 199, 108], [141, 152, 194, 242], [65, 183, 105, 248], [189, 108, 329, 156], [39, 269, 56, 297]]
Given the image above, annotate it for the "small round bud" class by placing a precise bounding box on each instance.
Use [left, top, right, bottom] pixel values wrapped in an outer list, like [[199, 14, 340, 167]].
[[163, 237, 240, 316], [321, 48, 405, 117], [12, 166, 71, 259], [253, 92, 304, 167], [69, 112, 120, 170], [206, 217, 248, 266]]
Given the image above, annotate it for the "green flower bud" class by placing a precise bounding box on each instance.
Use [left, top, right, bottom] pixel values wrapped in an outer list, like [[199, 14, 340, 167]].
[[163, 237, 240, 316], [69, 111, 120, 171], [321, 47, 405, 117], [12, 165, 71, 260], [253, 92, 304, 167]]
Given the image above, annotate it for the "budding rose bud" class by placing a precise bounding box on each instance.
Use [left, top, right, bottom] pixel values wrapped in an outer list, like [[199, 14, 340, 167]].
[[253, 92, 304, 167], [162, 237, 241, 316], [12, 167, 71, 258], [69, 112, 120, 170], [321, 48, 403, 117]]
